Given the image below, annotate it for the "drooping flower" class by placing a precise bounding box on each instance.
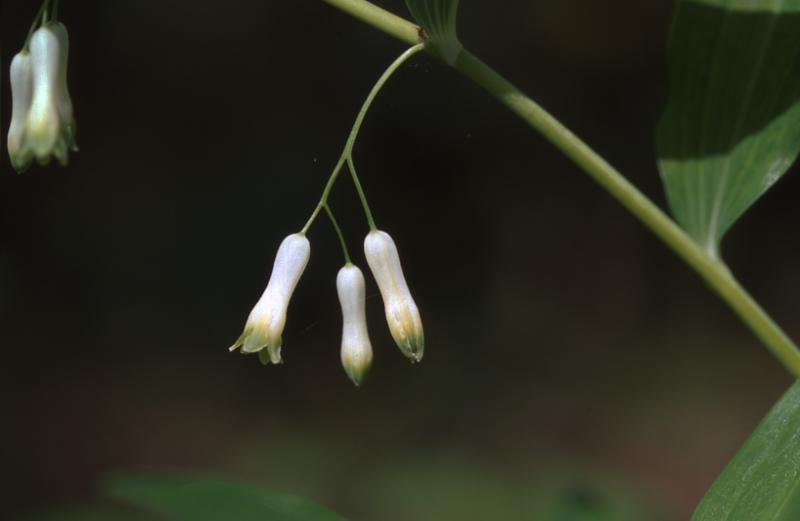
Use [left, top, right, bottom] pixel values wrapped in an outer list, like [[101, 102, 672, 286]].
[[7, 51, 34, 172], [337, 264, 373, 386], [230, 233, 311, 364], [364, 230, 424, 362], [25, 22, 77, 166]]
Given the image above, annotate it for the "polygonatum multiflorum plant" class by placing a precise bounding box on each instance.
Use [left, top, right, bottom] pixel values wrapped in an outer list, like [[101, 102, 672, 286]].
[[6, 0, 800, 519]]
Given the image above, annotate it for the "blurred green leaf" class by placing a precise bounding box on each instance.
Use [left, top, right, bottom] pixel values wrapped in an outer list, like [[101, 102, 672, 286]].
[[106, 473, 350, 521], [656, 0, 800, 257], [16, 506, 145, 521], [348, 451, 655, 521], [692, 380, 800, 521], [551, 486, 626, 521]]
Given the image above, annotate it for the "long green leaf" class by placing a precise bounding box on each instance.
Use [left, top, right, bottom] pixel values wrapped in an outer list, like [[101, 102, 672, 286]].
[[692, 380, 800, 521], [657, 0, 800, 257], [106, 473, 350, 521]]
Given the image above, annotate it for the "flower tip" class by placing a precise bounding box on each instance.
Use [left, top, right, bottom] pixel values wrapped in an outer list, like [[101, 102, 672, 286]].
[[10, 156, 32, 174], [267, 345, 283, 365], [228, 330, 249, 352], [258, 348, 282, 366], [345, 364, 369, 387], [400, 337, 425, 363]]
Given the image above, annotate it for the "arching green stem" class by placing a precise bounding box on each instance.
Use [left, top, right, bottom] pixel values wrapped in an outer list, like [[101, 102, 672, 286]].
[[320, 0, 800, 377]]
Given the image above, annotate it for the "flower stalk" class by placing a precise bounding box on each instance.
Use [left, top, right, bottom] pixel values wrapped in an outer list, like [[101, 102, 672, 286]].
[[302, 43, 425, 238]]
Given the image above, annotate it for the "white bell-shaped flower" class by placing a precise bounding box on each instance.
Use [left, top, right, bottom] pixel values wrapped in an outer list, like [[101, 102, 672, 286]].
[[26, 22, 76, 166], [337, 264, 373, 386], [7, 51, 34, 172], [230, 233, 311, 364], [364, 230, 424, 362]]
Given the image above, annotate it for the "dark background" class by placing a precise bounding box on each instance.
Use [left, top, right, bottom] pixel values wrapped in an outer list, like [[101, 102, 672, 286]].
[[2, 1, 799, 520]]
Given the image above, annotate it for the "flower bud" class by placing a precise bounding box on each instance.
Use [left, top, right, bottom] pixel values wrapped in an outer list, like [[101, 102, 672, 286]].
[[364, 230, 424, 362], [337, 264, 373, 386], [8, 51, 34, 172], [26, 22, 76, 166], [230, 233, 311, 364]]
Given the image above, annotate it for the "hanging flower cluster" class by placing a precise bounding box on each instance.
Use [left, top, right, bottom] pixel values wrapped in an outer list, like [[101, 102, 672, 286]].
[[229, 227, 424, 386], [7, 4, 76, 173], [229, 43, 429, 386]]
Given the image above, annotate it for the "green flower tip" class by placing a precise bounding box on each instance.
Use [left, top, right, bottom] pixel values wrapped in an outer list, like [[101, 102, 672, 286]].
[[258, 346, 282, 366], [344, 363, 370, 387], [229, 327, 283, 365], [398, 334, 425, 364]]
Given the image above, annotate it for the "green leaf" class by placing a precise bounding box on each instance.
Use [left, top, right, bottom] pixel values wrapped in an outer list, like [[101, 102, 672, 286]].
[[405, 0, 462, 64], [656, 0, 800, 257], [16, 506, 145, 521], [692, 380, 800, 521], [550, 486, 634, 521], [105, 473, 351, 521]]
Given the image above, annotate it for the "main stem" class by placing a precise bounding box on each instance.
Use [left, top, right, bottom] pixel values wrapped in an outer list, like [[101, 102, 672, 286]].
[[321, 0, 800, 377]]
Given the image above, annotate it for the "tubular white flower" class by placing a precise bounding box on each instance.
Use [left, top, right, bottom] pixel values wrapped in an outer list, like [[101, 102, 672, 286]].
[[27, 22, 76, 166], [364, 230, 424, 362], [337, 264, 373, 386], [230, 233, 311, 364], [8, 51, 34, 172]]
